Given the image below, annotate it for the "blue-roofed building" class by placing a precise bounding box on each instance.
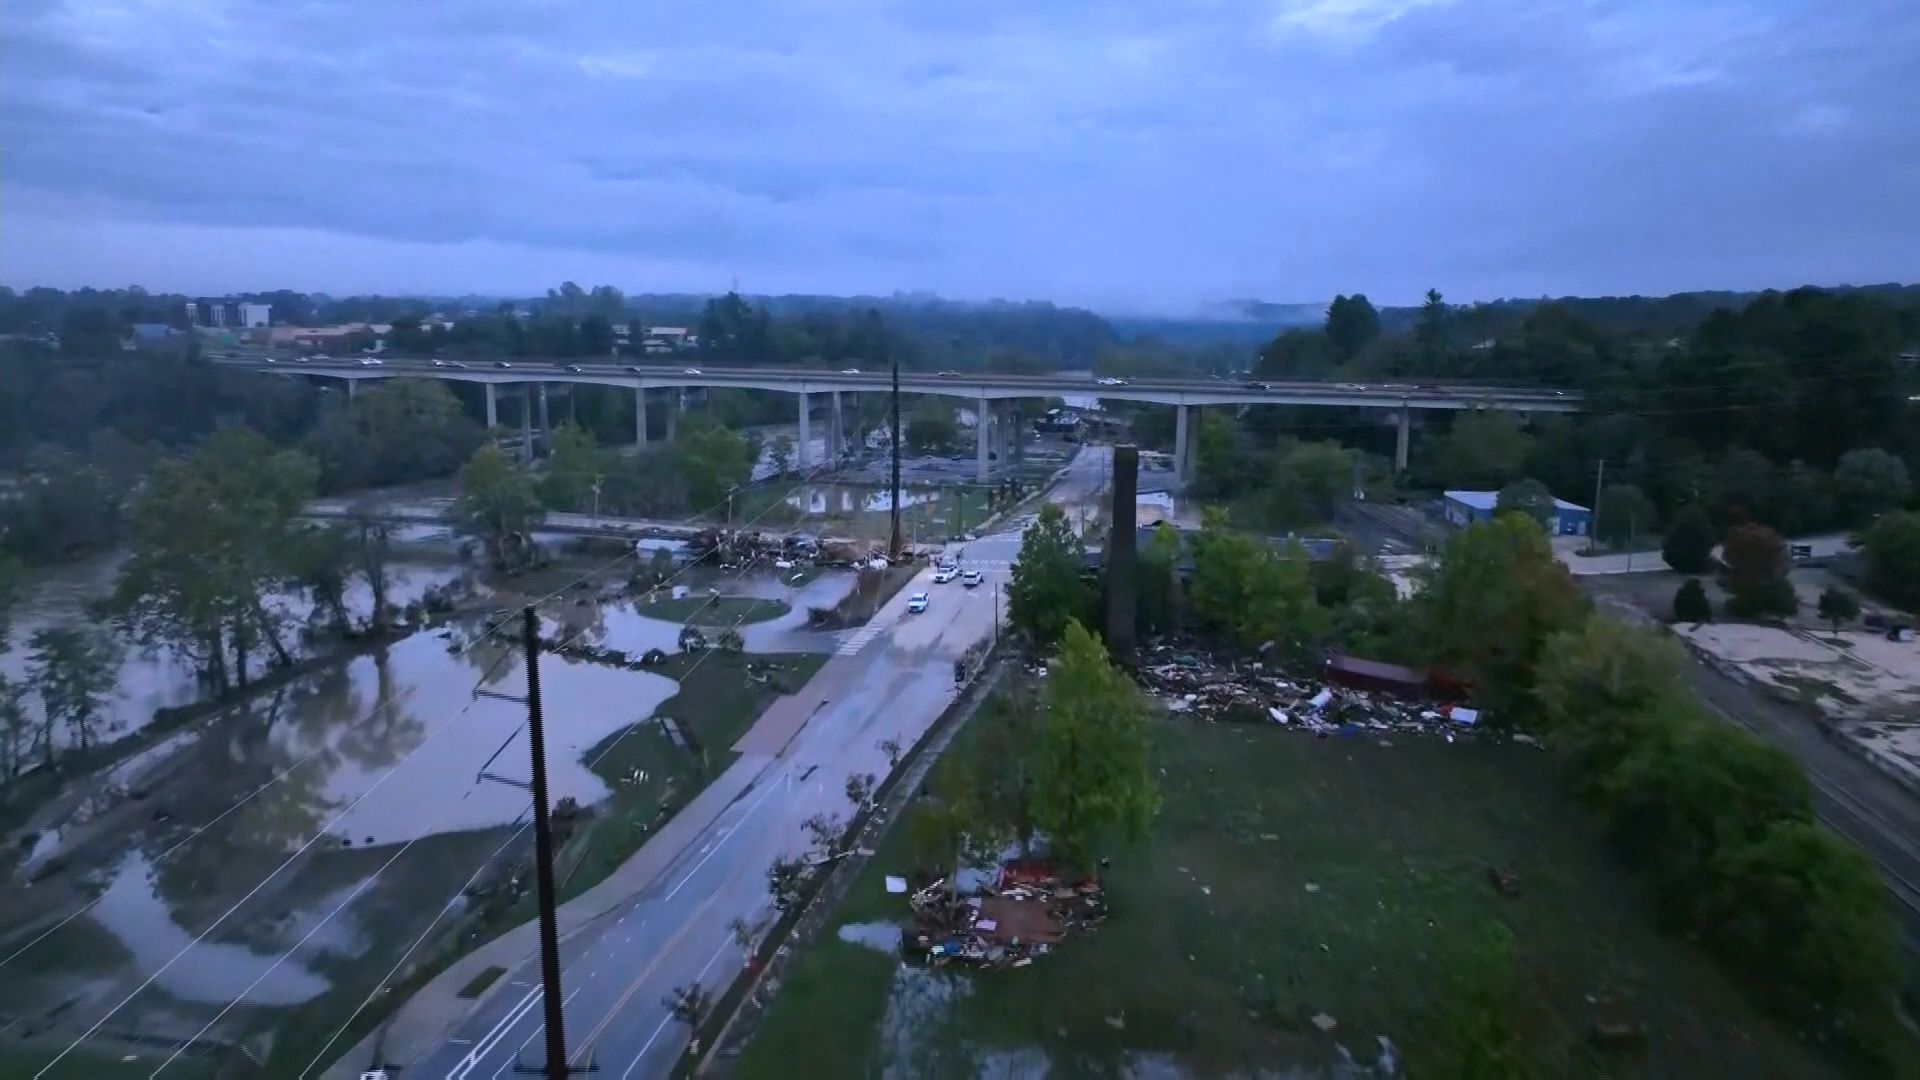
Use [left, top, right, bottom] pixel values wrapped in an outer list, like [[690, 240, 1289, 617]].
[[1443, 489, 1592, 537]]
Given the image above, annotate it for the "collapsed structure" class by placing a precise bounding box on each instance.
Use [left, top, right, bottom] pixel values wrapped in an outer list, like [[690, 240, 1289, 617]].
[[904, 859, 1106, 969], [1138, 643, 1483, 738]]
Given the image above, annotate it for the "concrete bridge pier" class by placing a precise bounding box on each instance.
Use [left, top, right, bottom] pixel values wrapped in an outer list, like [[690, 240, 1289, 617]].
[[635, 385, 647, 446], [830, 390, 844, 462], [976, 395, 991, 483], [1395, 405, 1411, 473], [797, 391, 812, 470], [668, 389, 682, 442], [519, 386, 534, 463], [1174, 404, 1190, 482], [485, 383, 498, 430], [537, 384, 551, 439], [346, 378, 357, 402]]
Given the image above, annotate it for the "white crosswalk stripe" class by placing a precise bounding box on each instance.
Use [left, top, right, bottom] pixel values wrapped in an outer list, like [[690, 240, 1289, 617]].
[[834, 624, 884, 657]]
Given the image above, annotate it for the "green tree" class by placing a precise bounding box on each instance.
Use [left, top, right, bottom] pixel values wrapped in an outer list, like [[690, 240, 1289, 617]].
[[678, 421, 754, 509], [1006, 503, 1091, 646], [304, 379, 482, 491], [1191, 411, 1256, 499], [455, 445, 545, 567], [1438, 411, 1531, 490], [1673, 577, 1711, 623], [1594, 483, 1657, 547], [1134, 523, 1181, 637], [1032, 621, 1159, 872], [1602, 718, 1811, 917], [1721, 523, 1796, 618], [766, 434, 794, 476], [1494, 478, 1556, 530], [906, 400, 959, 454], [28, 625, 120, 759], [1662, 504, 1717, 574], [1254, 327, 1334, 379], [0, 673, 28, 779], [1419, 514, 1586, 714], [114, 430, 318, 692], [291, 524, 355, 634], [538, 422, 606, 512], [1415, 287, 1450, 355], [1697, 820, 1902, 1047], [1861, 511, 1920, 609], [1711, 448, 1779, 526], [1266, 441, 1352, 530], [1817, 586, 1860, 638], [1323, 294, 1381, 362], [1833, 447, 1911, 526], [1535, 618, 1687, 790], [1188, 517, 1325, 655]]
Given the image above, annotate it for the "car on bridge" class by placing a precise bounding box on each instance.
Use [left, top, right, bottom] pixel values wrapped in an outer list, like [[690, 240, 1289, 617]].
[[1097, 377, 1128, 386], [494, 360, 513, 368]]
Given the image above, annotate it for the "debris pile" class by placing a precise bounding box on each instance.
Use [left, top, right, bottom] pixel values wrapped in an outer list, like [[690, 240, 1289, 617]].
[[1138, 643, 1485, 740], [905, 859, 1106, 969]]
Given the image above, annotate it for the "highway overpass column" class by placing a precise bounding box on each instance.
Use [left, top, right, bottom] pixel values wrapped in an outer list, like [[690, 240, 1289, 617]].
[[519, 386, 533, 463], [667, 390, 680, 442], [537, 384, 551, 442], [830, 390, 843, 462], [976, 395, 991, 483], [797, 391, 812, 470], [1174, 404, 1189, 481], [635, 385, 647, 446], [1395, 405, 1410, 473], [346, 378, 356, 402], [485, 383, 497, 430]]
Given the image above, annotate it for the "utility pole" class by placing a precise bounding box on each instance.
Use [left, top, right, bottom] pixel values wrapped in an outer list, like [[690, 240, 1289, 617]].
[[889, 351, 903, 559], [521, 606, 571, 1079]]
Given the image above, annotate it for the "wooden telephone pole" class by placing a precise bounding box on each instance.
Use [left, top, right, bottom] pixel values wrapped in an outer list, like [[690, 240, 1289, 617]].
[[521, 606, 572, 1077]]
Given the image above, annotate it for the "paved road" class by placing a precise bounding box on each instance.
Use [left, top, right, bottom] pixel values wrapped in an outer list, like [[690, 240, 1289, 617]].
[[384, 465, 1062, 1079]]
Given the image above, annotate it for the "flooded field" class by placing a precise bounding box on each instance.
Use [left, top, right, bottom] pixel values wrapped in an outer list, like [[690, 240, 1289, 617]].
[[0, 556, 843, 1067], [0, 551, 471, 754]]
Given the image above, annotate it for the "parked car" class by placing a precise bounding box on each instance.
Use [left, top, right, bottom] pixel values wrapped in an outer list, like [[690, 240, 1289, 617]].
[[961, 569, 983, 588], [907, 592, 930, 614], [933, 566, 957, 584]]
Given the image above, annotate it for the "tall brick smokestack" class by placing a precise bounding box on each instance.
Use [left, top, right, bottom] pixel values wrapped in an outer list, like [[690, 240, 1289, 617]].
[[1104, 445, 1138, 663]]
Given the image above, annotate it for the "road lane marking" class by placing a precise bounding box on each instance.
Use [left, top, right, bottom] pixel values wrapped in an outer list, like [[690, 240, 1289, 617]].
[[664, 772, 784, 901], [619, 937, 738, 1080], [447, 984, 542, 1079], [487, 988, 579, 1079], [570, 886, 730, 1064]]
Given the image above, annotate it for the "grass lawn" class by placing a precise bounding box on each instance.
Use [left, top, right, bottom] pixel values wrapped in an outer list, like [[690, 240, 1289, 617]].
[[632, 594, 790, 626], [561, 650, 827, 904], [738, 713, 1847, 1078]]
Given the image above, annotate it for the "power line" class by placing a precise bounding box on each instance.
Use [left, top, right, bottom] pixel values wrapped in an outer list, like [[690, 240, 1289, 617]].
[[0, 454, 845, 977]]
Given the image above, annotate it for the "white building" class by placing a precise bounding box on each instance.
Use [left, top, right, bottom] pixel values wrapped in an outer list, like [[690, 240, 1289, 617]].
[[239, 303, 272, 328]]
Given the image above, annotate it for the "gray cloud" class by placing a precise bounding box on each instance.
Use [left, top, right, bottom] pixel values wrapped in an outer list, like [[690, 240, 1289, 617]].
[[2, 0, 1916, 310]]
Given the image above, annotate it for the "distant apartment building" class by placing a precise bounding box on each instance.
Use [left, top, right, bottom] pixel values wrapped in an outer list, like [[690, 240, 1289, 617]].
[[185, 300, 271, 328]]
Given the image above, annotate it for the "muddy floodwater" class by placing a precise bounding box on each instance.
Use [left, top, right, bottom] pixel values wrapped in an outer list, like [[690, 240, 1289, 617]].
[[0, 551, 470, 753], [0, 554, 841, 1060]]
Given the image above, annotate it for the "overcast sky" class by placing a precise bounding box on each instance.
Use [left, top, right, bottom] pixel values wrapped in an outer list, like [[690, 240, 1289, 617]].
[[2, 0, 1915, 312]]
